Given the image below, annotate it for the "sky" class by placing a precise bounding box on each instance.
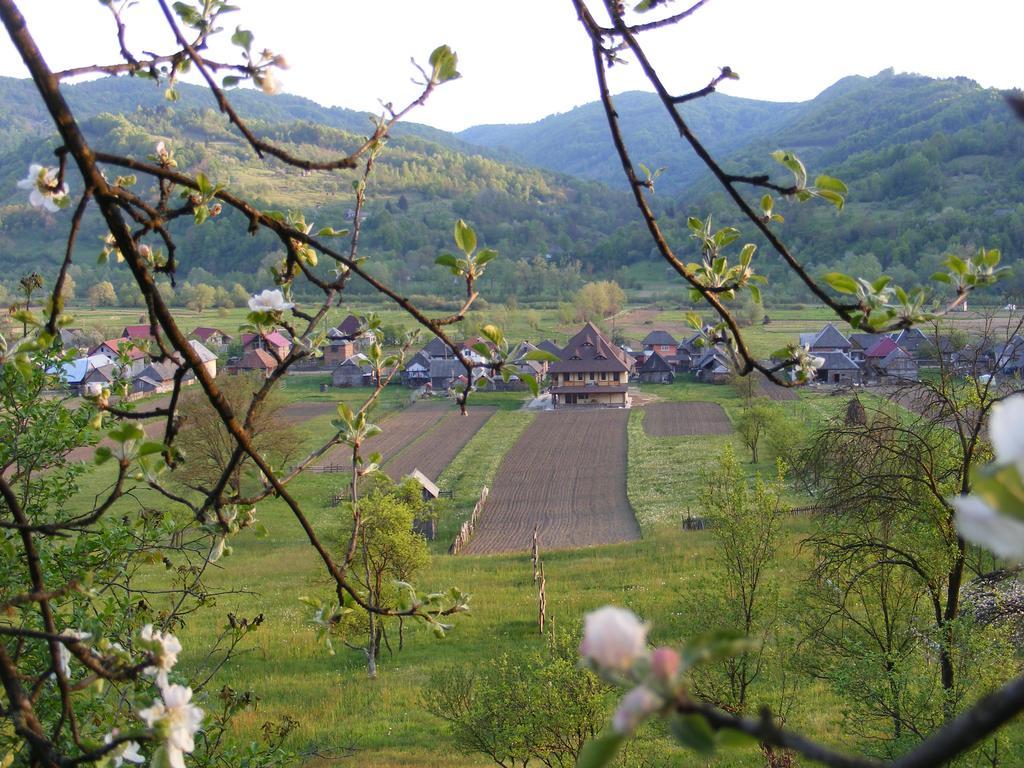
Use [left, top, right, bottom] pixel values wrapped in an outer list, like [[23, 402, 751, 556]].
[[0, 1, 1021, 132]]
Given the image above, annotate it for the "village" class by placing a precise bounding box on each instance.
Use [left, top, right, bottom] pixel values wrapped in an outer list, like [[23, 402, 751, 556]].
[[49, 309, 1024, 404]]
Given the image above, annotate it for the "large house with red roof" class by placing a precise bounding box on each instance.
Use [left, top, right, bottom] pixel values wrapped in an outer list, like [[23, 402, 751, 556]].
[[548, 322, 633, 407]]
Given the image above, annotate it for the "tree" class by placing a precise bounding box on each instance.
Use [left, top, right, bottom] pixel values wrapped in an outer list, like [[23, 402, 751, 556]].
[[337, 476, 431, 678], [689, 447, 789, 718], [734, 397, 781, 463], [796, 356, 1020, 756], [174, 372, 300, 496], [87, 279, 117, 307], [572, 280, 625, 322], [426, 632, 611, 768]]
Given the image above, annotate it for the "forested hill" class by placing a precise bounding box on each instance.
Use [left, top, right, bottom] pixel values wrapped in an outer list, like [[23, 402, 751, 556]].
[[459, 89, 803, 194], [0, 76, 646, 305]]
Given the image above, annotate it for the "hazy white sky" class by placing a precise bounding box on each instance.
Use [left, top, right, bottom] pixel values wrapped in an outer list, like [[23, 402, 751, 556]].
[[1, 1, 1021, 132]]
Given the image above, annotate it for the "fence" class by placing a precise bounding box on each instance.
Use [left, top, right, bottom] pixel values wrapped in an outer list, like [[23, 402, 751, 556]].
[[448, 486, 489, 555]]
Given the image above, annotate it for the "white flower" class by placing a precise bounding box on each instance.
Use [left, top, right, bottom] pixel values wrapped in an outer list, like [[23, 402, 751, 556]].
[[104, 731, 144, 767], [17, 164, 69, 212], [140, 624, 182, 689], [257, 70, 280, 95], [612, 685, 663, 735], [55, 630, 91, 679], [579, 606, 649, 671], [248, 289, 293, 313], [953, 495, 1024, 562], [84, 382, 103, 398], [990, 394, 1024, 474], [138, 684, 203, 768]]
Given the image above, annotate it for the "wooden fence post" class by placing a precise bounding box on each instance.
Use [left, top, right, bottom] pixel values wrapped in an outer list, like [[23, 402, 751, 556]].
[[531, 524, 540, 583], [538, 560, 547, 635]]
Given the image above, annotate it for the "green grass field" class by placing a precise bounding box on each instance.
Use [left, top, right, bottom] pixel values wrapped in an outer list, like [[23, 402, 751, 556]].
[[53, 344, 1023, 766]]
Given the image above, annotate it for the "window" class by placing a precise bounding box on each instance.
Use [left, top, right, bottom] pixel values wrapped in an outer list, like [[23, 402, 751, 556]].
[[577, 372, 584, 381], [600, 372, 606, 381]]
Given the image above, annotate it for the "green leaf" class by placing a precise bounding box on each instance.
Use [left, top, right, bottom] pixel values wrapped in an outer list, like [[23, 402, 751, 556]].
[[930, 272, 952, 284], [108, 422, 145, 443], [429, 45, 461, 83], [823, 272, 859, 295], [814, 175, 848, 195], [475, 248, 497, 267], [94, 446, 113, 465], [435, 253, 462, 271], [231, 26, 254, 52], [577, 732, 625, 768], [520, 372, 539, 397], [815, 189, 845, 211], [222, 75, 241, 88], [770, 150, 807, 189], [453, 219, 476, 255], [669, 714, 716, 755], [749, 284, 761, 304], [523, 350, 559, 362], [317, 227, 350, 237]]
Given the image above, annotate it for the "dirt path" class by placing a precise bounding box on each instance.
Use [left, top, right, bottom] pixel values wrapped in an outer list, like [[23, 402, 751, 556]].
[[463, 410, 639, 554]]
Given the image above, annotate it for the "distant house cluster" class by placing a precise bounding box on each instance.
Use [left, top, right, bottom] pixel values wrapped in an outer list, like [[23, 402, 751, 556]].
[[623, 328, 733, 385], [54, 324, 219, 396], [795, 323, 922, 384]]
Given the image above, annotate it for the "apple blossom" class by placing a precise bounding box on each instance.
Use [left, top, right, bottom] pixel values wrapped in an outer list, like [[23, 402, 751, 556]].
[[104, 731, 144, 768], [55, 630, 91, 679], [953, 495, 1024, 561], [989, 394, 1024, 474], [17, 164, 69, 212], [248, 289, 293, 313], [650, 646, 681, 684], [579, 606, 649, 671], [138, 684, 203, 768], [140, 624, 183, 689], [612, 685, 663, 735]]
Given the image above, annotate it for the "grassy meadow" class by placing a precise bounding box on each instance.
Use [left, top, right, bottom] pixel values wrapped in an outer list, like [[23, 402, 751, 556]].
[[49, 301, 1024, 766]]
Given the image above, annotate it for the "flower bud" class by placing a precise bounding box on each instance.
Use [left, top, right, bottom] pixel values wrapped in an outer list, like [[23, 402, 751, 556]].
[[612, 686, 662, 735], [650, 646, 681, 684]]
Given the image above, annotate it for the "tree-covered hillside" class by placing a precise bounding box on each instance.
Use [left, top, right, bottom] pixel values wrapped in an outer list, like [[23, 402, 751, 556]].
[[0, 77, 647, 306]]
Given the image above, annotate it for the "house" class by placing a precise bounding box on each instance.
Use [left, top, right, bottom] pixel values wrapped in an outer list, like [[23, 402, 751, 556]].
[[815, 351, 863, 384], [693, 348, 732, 384], [401, 351, 432, 388], [421, 336, 455, 360], [848, 333, 887, 363], [190, 327, 232, 351], [890, 328, 929, 358], [188, 340, 218, 379], [240, 330, 291, 360], [58, 327, 92, 355], [642, 330, 678, 357], [82, 363, 118, 391], [800, 323, 852, 354], [323, 337, 357, 368], [994, 335, 1024, 376], [548, 322, 632, 408], [638, 351, 674, 384], [334, 314, 364, 340], [869, 347, 918, 382], [132, 360, 180, 394], [229, 348, 277, 378], [90, 338, 149, 376], [51, 353, 114, 393], [331, 355, 372, 387], [406, 468, 439, 540], [121, 324, 154, 341], [536, 339, 562, 358], [863, 337, 901, 368], [428, 358, 466, 391]]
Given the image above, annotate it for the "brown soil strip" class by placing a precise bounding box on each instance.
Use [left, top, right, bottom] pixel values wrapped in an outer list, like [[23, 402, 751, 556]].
[[385, 406, 497, 482], [642, 401, 732, 437], [463, 410, 639, 554]]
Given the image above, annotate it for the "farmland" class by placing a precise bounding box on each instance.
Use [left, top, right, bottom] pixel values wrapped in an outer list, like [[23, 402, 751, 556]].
[[384, 406, 497, 481], [461, 410, 640, 554], [642, 400, 733, 436], [315, 401, 448, 469]]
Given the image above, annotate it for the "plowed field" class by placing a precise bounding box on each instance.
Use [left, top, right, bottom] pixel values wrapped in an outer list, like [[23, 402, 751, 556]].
[[385, 406, 497, 482], [462, 410, 639, 554], [758, 378, 799, 401], [642, 401, 732, 436], [316, 402, 447, 468]]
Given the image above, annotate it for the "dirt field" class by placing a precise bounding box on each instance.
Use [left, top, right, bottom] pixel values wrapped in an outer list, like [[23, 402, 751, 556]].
[[385, 406, 497, 482], [316, 402, 448, 469], [462, 410, 640, 554], [642, 401, 733, 437], [758, 378, 799, 401]]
